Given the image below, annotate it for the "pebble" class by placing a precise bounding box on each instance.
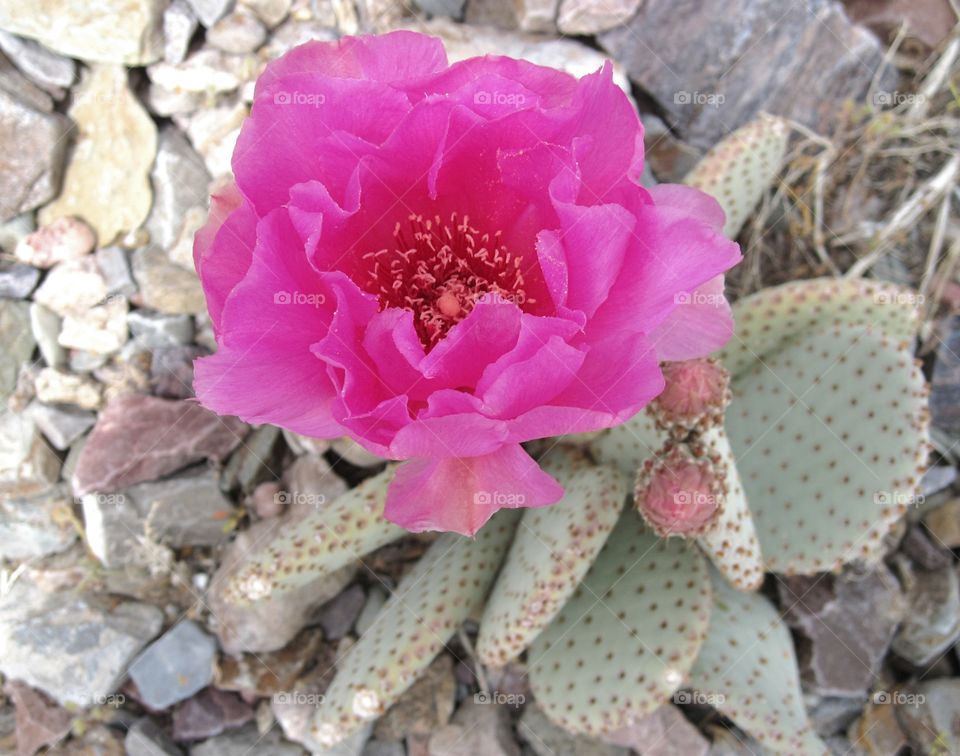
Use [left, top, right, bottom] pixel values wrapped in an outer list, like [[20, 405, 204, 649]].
[[128, 310, 195, 348], [33, 257, 109, 317], [283, 453, 349, 508], [126, 717, 184, 756], [895, 679, 960, 752], [29, 303, 66, 368], [0, 412, 61, 496], [0, 49, 54, 111], [188, 0, 237, 27], [95, 246, 137, 298], [848, 700, 907, 755], [557, 0, 642, 34], [923, 498, 960, 548], [191, 722, 306, 755], [0, 300, 34, 401], [221, 425, 284, 496], [892, 565, 960, 666], [428, 699, 519, 756], [140, 468, 237, 548], [241, 0, 292, 27], [519, 702, 631, 756], [215, 628, 325, 697], [374, 655, 455, 740], [28, 401, 96, 450], [58, 295, 129, 355], [34, 367, 103, 410], [316, 584, 367, 642], [0, 485, 76, 560], [150, 344, 207, 398], [0, 30, 75, 90], [0, 262, 40, 299], [132, 246, 207, 315], [164, 0, 200, 64], [172, 687, 254, 741], [146, 127, 212, 251], [252, 480, 283, 518], [207, 7, 268, 53], [129, 620, 218, 709], [4, 680, 73, 756], [174, 98, 246, 176]]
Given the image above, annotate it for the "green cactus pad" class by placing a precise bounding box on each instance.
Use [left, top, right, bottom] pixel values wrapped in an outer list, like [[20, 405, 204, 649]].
[[310, 510, 519, 748], [696, 426, 764, 591], [222, 468, 404, 605], [477, 454, 628, 667], [726, 324, 928, 574], [688, 573, 826, 754], [719, 277, 921, 377], [528, 511, 711, 737], [588, 408, 666, 477], [683, 114, 789, 239]]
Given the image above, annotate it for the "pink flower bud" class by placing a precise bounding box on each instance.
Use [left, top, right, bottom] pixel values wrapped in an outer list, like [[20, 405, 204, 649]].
[[651, 358, 730, 431], [635, 444, 723, 537]]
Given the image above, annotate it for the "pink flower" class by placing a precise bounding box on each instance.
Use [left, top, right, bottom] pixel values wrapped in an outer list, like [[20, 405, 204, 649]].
[[193, 31, 741, 536]]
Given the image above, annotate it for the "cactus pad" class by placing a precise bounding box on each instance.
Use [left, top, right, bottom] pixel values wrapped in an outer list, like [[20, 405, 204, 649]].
[[588, 408, 666, 477], [310, 510, 520, 747], [726, 324, 928, 574], [683, 114, 789, 239], [477, 455, 628, 667], [528, 511, 711, 737], [688, 573, 825, 754]]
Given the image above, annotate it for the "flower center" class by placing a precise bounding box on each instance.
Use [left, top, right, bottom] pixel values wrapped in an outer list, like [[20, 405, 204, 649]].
[[363, 212, 532, 350]]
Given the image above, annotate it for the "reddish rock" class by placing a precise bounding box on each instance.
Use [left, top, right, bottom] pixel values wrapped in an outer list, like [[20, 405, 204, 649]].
[[172, 688, 254, 742], [71, 393, 247, 496], [845, 0, 955, 48], [5, 681, 73, 756]]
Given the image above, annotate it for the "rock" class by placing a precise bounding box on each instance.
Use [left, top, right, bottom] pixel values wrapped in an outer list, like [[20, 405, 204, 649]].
[[188, 0, 237, 27], [81, 489, 153, 568], [362, 742, 405, 756], [146, 127, 212, 251], [208, 514, 356, 654], [252, 480, 283, 518], [207, 7, 267, 53], [215, 629, 325, 697], [807, 696, 866, 738], [282, 454, 348, 508], [15, 216, 94, 268], [0, 50, 53, 112], [269, 648, 339, 746], [0, 486, 75, 560], [923, 498, 960, 549], [0, 0, 165, 65], [29, 303, 65, 369], [518, 702, 631, 756], [557, 0, 641, 34], [464, 0, 517, 28], [190, 722, 306, 756], [891, 565, 960, 666], [176, 99, 247, 177], [0, 211, 34, 252], [240, 0, 291, 27], [900, 525, 952, 570], [845, 0, 956, 49], [932, 316, 960, 441], [0, 31, 74, 91], [5, 680, 73, 756], [599, 0, 893, 150], [148, 49, 249, 96], [40, 65, 157, 245], [96, 246, 137, 298], [0, 413, 61, 496], [0, 89, 69, 221], [354, 586, 387, 637], [896, 679, 960, 753], [33, 257, 109, 317], [72, 393, 246, 495], [0, 262, 39, 299], [514, 0, 556, 32], [602, 705, 706, 756], [330, 437, 388, 469], [34, 368, 102, 409], [375, 655, 455, 740], [151, 345, 206, 399], [164, 0, 200, 64], [414, 0, 466, 19], [0, 300, 34, 402], [778, 566, 906, 697], [172, 688, 254, 741], [847, 700, 906, 755], [221, 425, 284, 495], [168, 205, 208, 269], [128, 310, 195, 348], [315, 584, 366, 642], [132, 246, 207, 315], [129, 620, 218, 709], [428, 699, 519, 756], [126, 717, 184, 756], [58, 296, 129, 355], [920, 464, 956, 498], [94, 347, 153, 402], [642, 114, 702, 183], [282, 430, 330, 457], [28, 402, 95, 450], [0, 580, 163, 707], [140, 469, 237, 548]]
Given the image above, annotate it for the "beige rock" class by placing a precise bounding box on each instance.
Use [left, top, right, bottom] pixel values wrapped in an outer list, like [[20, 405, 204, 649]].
[[0, 0, 165, 65], [40, 65, 157, 245], [59, 296, 129, 355], [35, 368, 103, 410], [15, 216, 96, 268], [516, 0, 558, 33], [132, 246, 206, 315], [33, 257, 109, 317], [241, 0, 293, 27], [557, 0, 642, 35]]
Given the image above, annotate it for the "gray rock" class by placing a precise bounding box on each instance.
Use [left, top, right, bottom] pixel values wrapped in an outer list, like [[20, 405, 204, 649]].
[[146, 127, 211, 251], [129, 620, 218, 709], [190, 722, 306, 755], [557, 0, 641, 34], [126, 717, 184, 756], [0, 88, 69, 222], [0, 485, 76, 560], [920, 464, 956, 497], [315, 584, 366, 642], [128, 310, 195, 348], [0, 300, 35, 402], [140, 468, 237, 548], [415, 0, 466, 19], [150, 344, 206, 399], [28, 401, 95, 450], [283, 453, 348, 509], [518, 703, 631, 756], [895, 678, 960, 753], [778, 566, 906, 697], [362, 742, 405, 756], [0, 50, 53, 111], [188, 0, 236, 27], [95, 246, 137, 298], [374, 655, 455, 741], [164, 0, 200, 64], [29, 303, 66, 369], [81, 489, 152, 568], [599, 0, 894, 150], [931, 318, 960, 441], [354, 585, 387, 637], [900, 525, 952, 570], [207, 6, 267, 54], [0, 211, 34, 252], [0, 30, 75, 90], [892, 565, 960, 665], [221, 424, 284, 495], [429, 699, 520, 756], [600, 705, 707, 756], [0, 262, 40, 299], [0, 412, 61, 497], [0, 580, 163, 707]]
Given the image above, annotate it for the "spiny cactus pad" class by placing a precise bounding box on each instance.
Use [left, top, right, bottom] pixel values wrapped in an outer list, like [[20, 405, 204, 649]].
[[688, 573, 826, 754], [310, 510, 520, 747], [588, 407, 665, 477], [719, 277, 921, 377], [477, 455, 628, 667], [528, 511, 711, 737], [696, 426, 764, 591], [726, 324, 928, 574], [223, 468, 404, 605], [683, 114, 789, 239]]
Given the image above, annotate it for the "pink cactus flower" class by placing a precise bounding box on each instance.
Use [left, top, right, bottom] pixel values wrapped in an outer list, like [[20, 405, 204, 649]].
[[193, 31, 741, 536], [635, 444, 724, 537]]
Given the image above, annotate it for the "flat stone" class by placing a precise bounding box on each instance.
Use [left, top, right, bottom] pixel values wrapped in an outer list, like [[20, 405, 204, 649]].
[[40, 65, 157, 245], [778, 565, 906, 697], [146, 127, 211, 251], [28, 402, 95, 450], [557, 0, 641, 34], [0, 412, 60, 497], [33, 257, 109, 318], [0, 0, 165, 65], [428, 699, 519, 756], [207, 7, 267, 53], [129, 620, 218, 710], [58, 296, 129, 355], [599, 0, 893, 150], [96, 246, 137, 298], [5, 680, 73, 756], [132, 246, 207, 315], [126, 717, 184, 756], [0, 262, 39, 299], [375, 655, 455, 740], [29, 303, 65, 369], [315, 584, 366, 642], [415, 0, 466, 19], [896, 678, 960, 753], [0, 31, 72, 89], [0, 300, 34, 402], [0, 580, 163, 707], [891, 565, 960, 666], [0, 88, 69, 221], [164, 0, 200, 64], [93, 345, 153, 401], [215, 628, 325, 697], [172, 688, 254, 741], [33, 368, 102, 410], [190, 722, 306, 756], [518, 702, 631, 756], [0, 485, 75, 560], [220, 424, 284, 496], [81, 489, 152, 568], [140, 469, 237, 548], [15, 216, 94, 268], [150, 345, 207, 399], [128, 310, 195, 348], [148, 48, 248, 95], [72, 393, 246, 496], [600, 705, 706, 756], [188, 0, 237, 27]]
